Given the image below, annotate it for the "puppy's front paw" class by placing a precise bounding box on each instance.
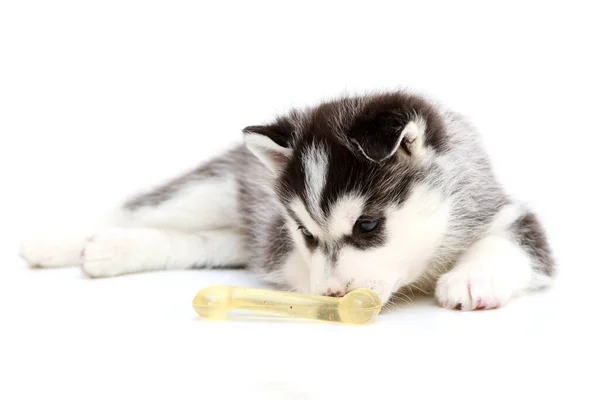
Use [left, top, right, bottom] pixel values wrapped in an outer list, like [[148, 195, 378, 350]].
[[20, 232, 86, 268], [435, 234, 535, 311], [81, 229, 142, 278], [435, 268, 515, 311]]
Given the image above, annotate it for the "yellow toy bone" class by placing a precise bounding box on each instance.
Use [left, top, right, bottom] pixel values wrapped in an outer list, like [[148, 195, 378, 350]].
[[192, 285, 382, 324]]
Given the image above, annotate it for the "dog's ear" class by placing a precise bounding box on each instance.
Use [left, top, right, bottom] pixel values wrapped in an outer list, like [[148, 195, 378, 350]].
[[347, 110, 427, 163], [243, 117, 293, 174]]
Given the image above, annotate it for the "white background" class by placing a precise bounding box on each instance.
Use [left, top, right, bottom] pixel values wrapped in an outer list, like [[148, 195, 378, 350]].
[[1, 1, 598, 399]]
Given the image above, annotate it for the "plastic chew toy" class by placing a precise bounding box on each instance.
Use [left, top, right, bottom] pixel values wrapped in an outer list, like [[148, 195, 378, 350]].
[[192, 285, 382, 324]]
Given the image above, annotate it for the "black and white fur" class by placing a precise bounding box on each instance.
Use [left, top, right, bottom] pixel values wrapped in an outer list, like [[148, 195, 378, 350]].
[[20, 90, 554, 310]]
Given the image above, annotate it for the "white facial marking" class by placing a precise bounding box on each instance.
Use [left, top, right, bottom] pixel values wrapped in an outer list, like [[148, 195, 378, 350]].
[[279, 249, 311, 294], [308, 249, 339, 295], [313, 183, 451, 303], [383, 184, 450, 281], [302, 143, 329, 218], [327, 195, 365, 239], [290, 198, 323, 238]]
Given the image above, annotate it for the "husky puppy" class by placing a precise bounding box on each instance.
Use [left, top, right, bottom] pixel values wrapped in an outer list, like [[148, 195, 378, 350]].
[[20, 90, 554, 310]]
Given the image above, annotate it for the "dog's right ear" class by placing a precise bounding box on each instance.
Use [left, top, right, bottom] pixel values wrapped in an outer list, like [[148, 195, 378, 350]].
[[243, 118, 293, 174]]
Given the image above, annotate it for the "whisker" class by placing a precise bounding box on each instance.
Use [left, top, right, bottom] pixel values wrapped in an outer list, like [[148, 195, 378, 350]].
[[396, 292, 413, 304], [389, 292, 412, 307]]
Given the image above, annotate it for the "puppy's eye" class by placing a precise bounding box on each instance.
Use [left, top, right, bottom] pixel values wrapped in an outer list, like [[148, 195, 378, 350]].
[[299, 226, 314, 238], [355, 219, 379, 234]]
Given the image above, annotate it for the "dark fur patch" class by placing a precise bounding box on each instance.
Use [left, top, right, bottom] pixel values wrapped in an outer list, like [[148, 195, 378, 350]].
[[243, 116, 294, 148], [269, 93, 445, 254], [346, 93, 447, 161], [512, 212, 555, 276], [347, 109, 407, 161], [343, 217, 387, 250], [276, 134, 416, 252], [272, 92, 441, 224], [264, 215, 294, 271]]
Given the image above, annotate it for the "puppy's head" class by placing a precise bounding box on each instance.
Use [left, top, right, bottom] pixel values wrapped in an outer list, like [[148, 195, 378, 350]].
[[243, 92, 451, 304]]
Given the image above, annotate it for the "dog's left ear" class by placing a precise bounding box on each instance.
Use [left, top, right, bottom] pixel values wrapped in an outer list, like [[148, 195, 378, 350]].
[[243, 117, 294, 174], [347, 110, 427, 163]]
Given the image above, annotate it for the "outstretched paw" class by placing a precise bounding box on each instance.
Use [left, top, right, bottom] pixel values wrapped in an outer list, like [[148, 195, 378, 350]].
[[81, 229, 143, 278], [435, 268, 514, 311], [20, 232, 86, 268], [435, 232, 535, 311]]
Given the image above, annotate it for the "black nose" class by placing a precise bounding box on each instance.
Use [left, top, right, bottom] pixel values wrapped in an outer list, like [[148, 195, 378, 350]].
[[325, 289, 345, 298]]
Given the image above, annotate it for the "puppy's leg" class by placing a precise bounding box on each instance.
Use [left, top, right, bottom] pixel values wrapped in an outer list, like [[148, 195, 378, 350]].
[[435, 205, 554, 311], [81, 227, 246, 277], [20, 147, 246, 271]]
